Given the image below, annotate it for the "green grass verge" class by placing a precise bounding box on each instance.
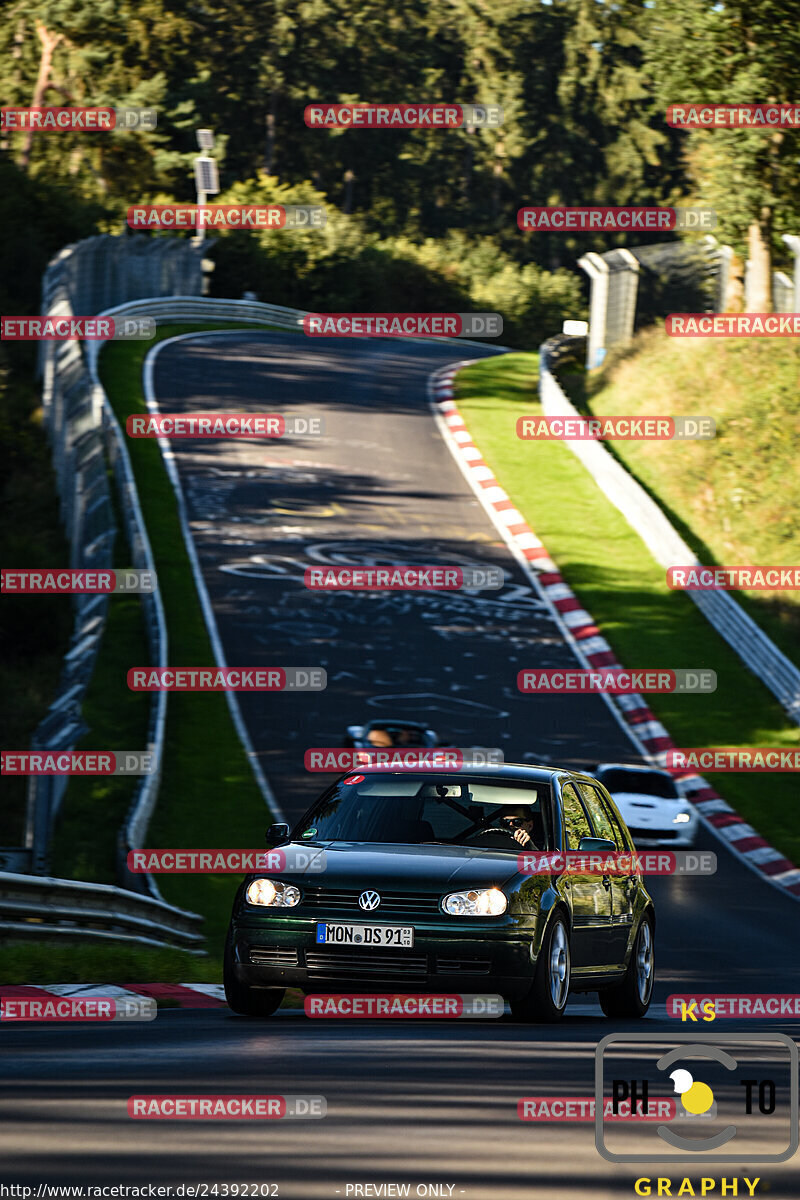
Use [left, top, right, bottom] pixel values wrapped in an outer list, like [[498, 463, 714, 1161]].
[[1, 941, 304, 1010], [561, 328, 800, 667], [0, 941, 212, 985], [454, 352, 800, 867], [97, 324, 288, 958]]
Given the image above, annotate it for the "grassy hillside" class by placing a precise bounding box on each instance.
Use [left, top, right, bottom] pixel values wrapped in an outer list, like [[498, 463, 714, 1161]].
[[561, 328, 800, 667], [454, 352, 799, 867]]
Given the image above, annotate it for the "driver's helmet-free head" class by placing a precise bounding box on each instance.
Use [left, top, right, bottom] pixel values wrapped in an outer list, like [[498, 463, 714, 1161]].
[[366, 727, 394, 747], [501, 805, 533, 826]]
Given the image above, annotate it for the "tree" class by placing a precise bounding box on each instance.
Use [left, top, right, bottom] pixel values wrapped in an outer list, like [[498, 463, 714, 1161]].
[[644, 0, 800, 310]]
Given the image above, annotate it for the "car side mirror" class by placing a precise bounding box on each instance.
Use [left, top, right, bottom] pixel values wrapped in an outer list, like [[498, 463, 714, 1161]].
[[266, 823, 290, 846], [577, 836, 616, 852]]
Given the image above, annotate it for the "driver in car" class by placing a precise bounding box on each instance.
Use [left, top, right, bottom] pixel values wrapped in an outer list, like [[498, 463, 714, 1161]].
[[498, 805, 537, 847]]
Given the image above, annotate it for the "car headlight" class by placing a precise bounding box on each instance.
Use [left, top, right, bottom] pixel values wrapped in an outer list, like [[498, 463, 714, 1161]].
[[245, 879, 301, 907], [673, 812, 692, 824], [442, 888, 507, 916]]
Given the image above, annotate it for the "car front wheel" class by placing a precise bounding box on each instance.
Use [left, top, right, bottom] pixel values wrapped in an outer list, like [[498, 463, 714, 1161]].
[[510, 911, 571, 1023], [223, 930, 285, 1017], [598, 913, 654, 1018]]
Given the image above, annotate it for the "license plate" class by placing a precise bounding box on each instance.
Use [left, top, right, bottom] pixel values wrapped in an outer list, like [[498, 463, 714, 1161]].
[[315, 922, 414, 948]]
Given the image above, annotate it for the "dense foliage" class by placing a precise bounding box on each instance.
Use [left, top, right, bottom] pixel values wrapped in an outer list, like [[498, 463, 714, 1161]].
[[1, 0, 799, 331]]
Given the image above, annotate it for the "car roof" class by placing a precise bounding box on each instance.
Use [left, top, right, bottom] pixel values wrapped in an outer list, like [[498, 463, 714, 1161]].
[[348, 762, 585, 785], [594, 762, 671, 776]]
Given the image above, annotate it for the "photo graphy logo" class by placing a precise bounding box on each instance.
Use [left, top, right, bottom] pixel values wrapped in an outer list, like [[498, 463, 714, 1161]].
[[595, 1033, 799, 1163]]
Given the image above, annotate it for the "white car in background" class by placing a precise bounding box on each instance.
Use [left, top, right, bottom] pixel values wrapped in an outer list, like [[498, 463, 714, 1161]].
[[592, 763, 698, 848]]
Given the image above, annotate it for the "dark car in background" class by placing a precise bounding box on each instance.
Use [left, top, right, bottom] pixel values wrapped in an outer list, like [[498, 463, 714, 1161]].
[[224, 764, 655, 1022], [343, 719, 439, 749]]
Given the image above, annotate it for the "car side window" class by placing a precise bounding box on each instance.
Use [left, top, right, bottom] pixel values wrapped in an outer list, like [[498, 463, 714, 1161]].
[[560, 783, 592, 850], [597, 787, 632, 850], [578, 782, 618, 845]]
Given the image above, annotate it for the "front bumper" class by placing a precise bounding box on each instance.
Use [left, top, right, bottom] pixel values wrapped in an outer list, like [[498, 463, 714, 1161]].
[[230, 914, 537, 999], [629, 828, 696, 848], [626, 813, 698, 848]]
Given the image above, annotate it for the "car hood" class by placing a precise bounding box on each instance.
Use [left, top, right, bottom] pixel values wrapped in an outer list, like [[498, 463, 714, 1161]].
[[273, 841, 524, 889], [611, 791, 687, 817]]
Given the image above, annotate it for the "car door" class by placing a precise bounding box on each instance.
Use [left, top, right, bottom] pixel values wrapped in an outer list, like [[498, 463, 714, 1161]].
[[559, 780, 612, 969], [578, 781, 635, 964]]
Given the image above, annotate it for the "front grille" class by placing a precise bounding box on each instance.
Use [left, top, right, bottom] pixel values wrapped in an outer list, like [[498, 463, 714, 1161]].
[[628, 828, 677, 840], [249, 946, 299, 966], [304, 949, 429, 979], [435, 955, 491, 975], [300, 886, 442, 916]]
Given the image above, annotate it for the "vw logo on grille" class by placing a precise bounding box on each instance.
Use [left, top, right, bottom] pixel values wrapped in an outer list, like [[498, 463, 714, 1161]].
[[358, 890, 381, 912]]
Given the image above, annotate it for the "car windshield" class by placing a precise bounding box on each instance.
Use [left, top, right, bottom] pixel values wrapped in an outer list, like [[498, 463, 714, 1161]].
[[365, 724, 427, 747], [597, 768, 678, 799], [295, 775, 552, 851]]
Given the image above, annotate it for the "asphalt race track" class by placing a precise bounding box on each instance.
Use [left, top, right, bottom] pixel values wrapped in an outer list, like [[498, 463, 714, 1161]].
[[145, 330, 643, 816], [3, 1006, 799, 1198], [4, 331, 799, 1198]]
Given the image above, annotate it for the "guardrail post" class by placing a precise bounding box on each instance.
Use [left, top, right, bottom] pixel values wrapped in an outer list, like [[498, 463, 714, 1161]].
[[772, 271, 794, 313], [577, 252, 609, 369], [781, 234, 800, 312]]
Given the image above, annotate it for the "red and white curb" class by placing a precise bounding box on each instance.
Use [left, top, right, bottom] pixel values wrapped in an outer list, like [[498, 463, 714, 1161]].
[[429, 361, 800, 900], [0, 983, 226, 1008]]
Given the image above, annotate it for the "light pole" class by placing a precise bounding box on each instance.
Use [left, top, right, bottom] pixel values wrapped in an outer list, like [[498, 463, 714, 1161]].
[[193, 129, 219, 246]]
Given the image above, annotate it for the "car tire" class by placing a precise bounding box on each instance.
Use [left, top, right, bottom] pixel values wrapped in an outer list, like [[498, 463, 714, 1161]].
[[223, 931, 285, 1017], [509, 911, 571, 1023], [598, 913, 654, 1018]]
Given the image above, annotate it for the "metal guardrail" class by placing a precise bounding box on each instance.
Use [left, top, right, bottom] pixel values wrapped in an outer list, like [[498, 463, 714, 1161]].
[[15, 236, 204, 913], [0, 871, 205, 951], [539, 335, 800, 725], [93, 295, 307, 330]]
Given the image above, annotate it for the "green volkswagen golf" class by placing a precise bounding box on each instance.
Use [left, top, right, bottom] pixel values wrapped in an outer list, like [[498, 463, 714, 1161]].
[[223, 763, 655, 1022]]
